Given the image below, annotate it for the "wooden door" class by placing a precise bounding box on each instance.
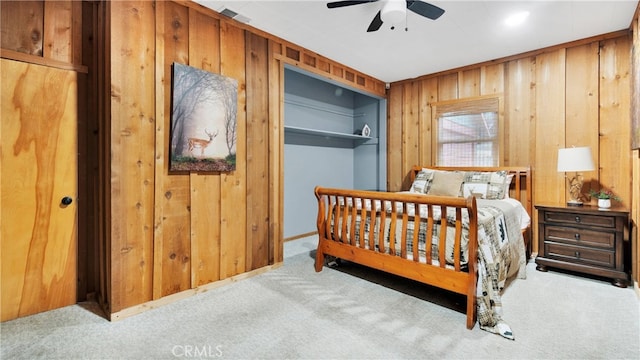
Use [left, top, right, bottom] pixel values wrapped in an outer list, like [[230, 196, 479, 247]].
[[1, 58, 78, 321]]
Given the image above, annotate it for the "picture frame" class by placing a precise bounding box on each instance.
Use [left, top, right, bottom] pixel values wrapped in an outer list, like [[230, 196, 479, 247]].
[[169, 63, 238, 172]]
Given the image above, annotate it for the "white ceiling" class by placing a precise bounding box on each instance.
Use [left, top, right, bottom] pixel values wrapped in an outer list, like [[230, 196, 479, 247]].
[[194, 0, 639, 83]]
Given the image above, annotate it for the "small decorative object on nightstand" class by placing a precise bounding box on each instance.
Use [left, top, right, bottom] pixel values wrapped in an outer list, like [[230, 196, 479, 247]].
[[588, 188, 620, 210], [597, 198, 611, 209], [535, 203, 630, 287], [557, 146, 595, 206]]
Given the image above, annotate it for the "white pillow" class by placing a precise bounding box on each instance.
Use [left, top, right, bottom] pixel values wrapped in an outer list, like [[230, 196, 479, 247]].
[[503, 174, 514, 198]]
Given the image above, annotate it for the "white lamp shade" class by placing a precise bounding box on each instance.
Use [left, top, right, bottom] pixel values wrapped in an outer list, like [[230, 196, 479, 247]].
[[381, 0, 406, 23], [557, 146, 595, 172]]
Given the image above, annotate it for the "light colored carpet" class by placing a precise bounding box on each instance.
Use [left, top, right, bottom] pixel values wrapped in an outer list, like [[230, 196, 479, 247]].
[[1, 236, 639, 359]]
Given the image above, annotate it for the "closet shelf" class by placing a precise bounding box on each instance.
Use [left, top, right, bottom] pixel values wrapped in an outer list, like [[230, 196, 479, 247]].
[[284, 125, 375, 141], [284, 99, 366, 118]]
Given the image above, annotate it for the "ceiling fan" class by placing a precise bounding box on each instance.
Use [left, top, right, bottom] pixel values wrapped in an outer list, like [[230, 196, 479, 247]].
[[327, 0, 445, 32]]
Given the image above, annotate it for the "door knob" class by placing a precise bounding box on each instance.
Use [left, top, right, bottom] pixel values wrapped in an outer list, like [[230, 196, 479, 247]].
[[61, 196, 73, 206]]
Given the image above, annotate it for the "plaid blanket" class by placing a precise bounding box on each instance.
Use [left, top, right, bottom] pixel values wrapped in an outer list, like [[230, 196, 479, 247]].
[[331, 198, 527, 339], [474, 199, 527, 339]]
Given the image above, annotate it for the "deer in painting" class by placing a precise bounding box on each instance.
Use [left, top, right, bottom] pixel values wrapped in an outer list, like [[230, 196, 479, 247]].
[[187, 128, 219, 156]]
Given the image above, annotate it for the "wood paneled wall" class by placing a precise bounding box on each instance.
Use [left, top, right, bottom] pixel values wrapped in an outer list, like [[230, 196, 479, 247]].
[[0, 0, 86, 72], [105, 0, 386, 316], [1, 0, 93, 320], [1, 0, 386, 319], [632, 8, 640, 290], [107, 0, 257, 313], [1, 0, 82, 62], [3, 0, 638, 318], [387, 32, 636, 279]]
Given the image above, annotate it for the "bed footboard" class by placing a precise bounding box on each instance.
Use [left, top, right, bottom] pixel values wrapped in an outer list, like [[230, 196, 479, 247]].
[[314, 186, 479, 329]]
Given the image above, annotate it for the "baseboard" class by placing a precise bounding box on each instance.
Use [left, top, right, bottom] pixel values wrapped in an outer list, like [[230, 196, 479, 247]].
[[284, 231, 317, 242], [109, 262, 283, 321]]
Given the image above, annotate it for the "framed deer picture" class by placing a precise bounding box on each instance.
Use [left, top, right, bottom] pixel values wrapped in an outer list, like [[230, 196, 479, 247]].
[[170, 63, 238, 171]]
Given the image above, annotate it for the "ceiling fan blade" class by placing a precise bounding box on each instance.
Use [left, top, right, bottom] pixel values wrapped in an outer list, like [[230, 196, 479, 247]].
[[366, 11, 383, 32], [406, 0, 445, 20], [327, 0, 378, 9]]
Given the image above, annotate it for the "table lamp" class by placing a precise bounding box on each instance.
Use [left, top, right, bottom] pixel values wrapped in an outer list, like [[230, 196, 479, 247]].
[[557, 146, 595, 206]]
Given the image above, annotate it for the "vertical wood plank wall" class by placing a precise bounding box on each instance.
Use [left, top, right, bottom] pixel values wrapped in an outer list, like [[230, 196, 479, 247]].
[[186, 5, 222, 288], [387, 33, 636, 274], [108, 0, 254, 313], [0, 0, 88, 320], [105, 1, 385, 315], [1, 1, 45, 56], [632, 10, 640, 289], [110, 0, 156, 312], [245, 32, 271, 270], [2, 0, 639, 317], [534, 50, 566, 205]]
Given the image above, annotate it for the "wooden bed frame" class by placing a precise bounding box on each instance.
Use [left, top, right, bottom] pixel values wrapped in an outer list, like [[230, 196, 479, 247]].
[[313, 166, 532, 329]]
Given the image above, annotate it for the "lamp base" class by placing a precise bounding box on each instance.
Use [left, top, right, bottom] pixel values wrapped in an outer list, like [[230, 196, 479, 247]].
[[567, 200, 584, 207]]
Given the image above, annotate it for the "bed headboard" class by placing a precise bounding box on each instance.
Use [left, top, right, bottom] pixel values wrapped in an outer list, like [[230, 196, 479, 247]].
[[410, 166, 533, 253], [410, 166, 532, 214], [410, 165, 533, 255]]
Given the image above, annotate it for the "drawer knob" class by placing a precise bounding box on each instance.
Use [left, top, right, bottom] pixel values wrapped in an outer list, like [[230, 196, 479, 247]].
[[574, 233, 581, 240], [575, 216, 581, 223], [575, 251, 580, 259]]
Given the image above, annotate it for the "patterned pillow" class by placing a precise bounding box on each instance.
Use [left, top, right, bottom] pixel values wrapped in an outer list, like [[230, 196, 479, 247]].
[[409, 169, 435, 194], [427, 170, 465, 197], [460, 171, 509, 200]]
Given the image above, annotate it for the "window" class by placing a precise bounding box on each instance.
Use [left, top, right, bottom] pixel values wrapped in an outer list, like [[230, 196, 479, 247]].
[[432, 97, 501, 166]]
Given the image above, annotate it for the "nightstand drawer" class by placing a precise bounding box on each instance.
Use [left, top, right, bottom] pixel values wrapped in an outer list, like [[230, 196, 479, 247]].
[[545, 226, 615, 248], [544, 211, 616, 228], [545, 243, 615, 268]]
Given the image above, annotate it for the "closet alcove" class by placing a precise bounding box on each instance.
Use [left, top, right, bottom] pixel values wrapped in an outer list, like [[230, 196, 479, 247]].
[[283, 66, 387, 239]]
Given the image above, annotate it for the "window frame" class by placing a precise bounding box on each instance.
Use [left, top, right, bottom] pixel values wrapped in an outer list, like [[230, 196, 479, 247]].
[[430, 95, 504, 167]]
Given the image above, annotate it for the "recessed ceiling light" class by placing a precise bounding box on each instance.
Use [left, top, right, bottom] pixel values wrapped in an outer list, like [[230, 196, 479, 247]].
[[504, 11, 529, 27]]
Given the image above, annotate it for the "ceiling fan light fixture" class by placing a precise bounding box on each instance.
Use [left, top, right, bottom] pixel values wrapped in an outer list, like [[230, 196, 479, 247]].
[[381, 0, 406, 24]]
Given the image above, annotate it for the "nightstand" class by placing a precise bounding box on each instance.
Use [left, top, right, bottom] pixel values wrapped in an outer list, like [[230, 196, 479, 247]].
[[535, 204, 630, 287]]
